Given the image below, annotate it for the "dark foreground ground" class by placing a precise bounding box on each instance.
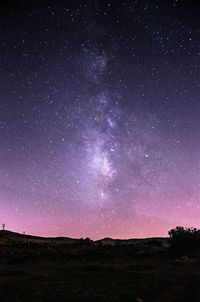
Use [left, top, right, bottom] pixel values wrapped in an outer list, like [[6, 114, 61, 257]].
[[0, 231, 200, 302]]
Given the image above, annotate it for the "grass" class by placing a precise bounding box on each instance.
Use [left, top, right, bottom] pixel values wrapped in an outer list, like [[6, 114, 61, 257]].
[[0, 234, 199, 301]]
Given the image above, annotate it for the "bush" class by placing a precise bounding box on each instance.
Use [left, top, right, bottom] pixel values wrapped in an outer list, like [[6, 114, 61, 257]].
[[145, 240, 163, 247], [168, 226, 200, 256]]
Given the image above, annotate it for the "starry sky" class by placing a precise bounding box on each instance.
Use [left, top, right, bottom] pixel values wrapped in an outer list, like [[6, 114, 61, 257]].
[[1, 0, 200, 239]]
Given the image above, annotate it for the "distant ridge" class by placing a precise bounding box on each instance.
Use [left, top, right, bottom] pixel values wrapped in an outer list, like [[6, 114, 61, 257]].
[[0, 230, 78, 245], [0, 230, 168, 246]]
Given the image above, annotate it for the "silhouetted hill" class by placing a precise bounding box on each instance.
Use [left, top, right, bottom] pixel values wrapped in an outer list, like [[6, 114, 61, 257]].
[[0, 230, 199, 301], [96, 237, 168, 246], [0, 230, 78, 245], [0, 230, 168, 246]]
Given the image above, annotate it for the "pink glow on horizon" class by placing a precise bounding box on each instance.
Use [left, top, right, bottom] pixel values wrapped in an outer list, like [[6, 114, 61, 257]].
[[1, 202, 199, 240]]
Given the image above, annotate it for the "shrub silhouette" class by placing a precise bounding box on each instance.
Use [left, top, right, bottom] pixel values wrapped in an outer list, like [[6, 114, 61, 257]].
[[168, 226, 200, 257]]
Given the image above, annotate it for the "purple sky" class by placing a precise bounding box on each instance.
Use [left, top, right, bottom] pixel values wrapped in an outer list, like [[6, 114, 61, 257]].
[[1, 0, 200, 239]]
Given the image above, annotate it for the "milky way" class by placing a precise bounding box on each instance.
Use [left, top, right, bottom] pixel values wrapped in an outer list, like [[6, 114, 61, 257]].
[[1, 0, 200, 239]]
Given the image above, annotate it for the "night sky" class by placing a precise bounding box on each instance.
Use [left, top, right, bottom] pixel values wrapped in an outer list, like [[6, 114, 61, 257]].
[[1, 0, 200, 239]]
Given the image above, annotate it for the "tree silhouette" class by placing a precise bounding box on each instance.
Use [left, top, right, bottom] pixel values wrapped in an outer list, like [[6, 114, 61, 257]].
[[168, 226, 200, 257]]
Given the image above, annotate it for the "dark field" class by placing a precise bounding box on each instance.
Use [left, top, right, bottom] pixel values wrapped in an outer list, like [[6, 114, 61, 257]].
[[0, 231, 200, 302]]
